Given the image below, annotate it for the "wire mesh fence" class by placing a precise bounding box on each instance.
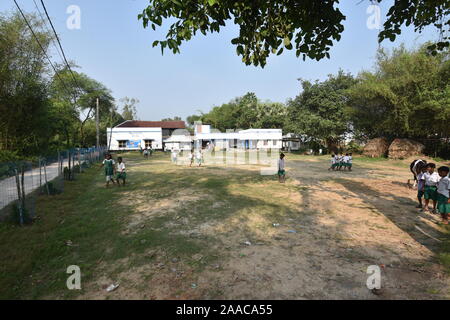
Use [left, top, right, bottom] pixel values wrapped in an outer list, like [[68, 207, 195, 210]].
[[0, 147, 107, 225]]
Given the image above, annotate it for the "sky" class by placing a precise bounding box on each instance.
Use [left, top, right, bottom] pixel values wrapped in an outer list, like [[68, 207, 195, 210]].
[[1, 0, 440, 121]]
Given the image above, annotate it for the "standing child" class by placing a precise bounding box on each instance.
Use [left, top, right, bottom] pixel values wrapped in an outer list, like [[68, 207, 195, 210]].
[[423, 163, 440, 213], [348, 153, 353, 171], [278, 153, 286, 183], [102, 154, 116, 187], [343, 153, 350, 171], [116, 157, 126, 186], [196, 149, 203, 167], [328, 154, 336, 171], [337, 153, 343, 171], [416, 166, 427, 209], [143, 147, 149, 159], [171, 149, 178, 164], [188, 150, 194, 167], [437, 166, 450, 225]]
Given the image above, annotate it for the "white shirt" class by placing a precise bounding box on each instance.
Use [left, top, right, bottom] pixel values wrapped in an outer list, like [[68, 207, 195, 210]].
[[417, 172, 426, 189], [424, 172, 440, 186], [278, 158, 285, 170], [117, 162, 125, 172], [437, 176, 450, 198], [196, 151, 202, 159], [343, 156, 349, 163], [348, 156, 353, 163], [331, 157, 336, 164], [188, 153, 194, 159], [103, 159, 115, 165]]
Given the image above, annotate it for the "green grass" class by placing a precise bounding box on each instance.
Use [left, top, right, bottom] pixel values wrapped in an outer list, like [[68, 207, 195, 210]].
[[0, 152, 296, 299], [0, 151, 449, 299]]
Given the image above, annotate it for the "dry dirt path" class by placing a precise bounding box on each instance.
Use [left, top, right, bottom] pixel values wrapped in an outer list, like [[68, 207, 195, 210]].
[[79, 155, 450, 300]]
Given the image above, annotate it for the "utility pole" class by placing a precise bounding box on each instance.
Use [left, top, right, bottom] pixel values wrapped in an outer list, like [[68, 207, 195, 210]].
[[96, 97, 100, 148]]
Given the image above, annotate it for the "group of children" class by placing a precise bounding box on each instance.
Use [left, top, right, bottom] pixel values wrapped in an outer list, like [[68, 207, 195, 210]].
[[142, 147, 153, 159], [328, 153, 353, 171], [102, 154, 127, 187], [170, 149, 203, 167], [416, 163, 450, 224]]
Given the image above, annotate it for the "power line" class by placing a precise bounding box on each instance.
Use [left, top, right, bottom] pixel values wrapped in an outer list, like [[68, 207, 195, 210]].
[[39, 0, 83, 94], [32, 0, 65, 64], [12, 0, 75, 101]]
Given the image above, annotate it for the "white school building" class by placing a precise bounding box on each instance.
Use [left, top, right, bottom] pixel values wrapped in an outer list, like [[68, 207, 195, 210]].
[[194, 124, 282, 150], [107, 120, 186, 151]]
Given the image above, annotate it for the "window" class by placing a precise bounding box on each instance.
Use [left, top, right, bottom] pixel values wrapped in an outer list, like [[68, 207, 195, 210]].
[[263, 140, 268, 146], [144, 140, 153, 148], [118, 140, 128, 148], [272, 140, 277, 146]]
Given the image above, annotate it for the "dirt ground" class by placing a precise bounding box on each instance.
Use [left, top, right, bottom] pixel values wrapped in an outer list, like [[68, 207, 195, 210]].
[[78, 154, 450, 300]]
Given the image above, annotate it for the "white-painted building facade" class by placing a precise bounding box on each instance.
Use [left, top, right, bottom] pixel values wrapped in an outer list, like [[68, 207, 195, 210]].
[[194, 124, 282, 150], [107, 120, 186, 151]]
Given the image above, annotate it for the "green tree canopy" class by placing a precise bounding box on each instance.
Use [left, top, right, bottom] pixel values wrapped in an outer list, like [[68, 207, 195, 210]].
[[287, 71, 357, 152], [348, 44, 450, 141], [139, 0, 449, 67]]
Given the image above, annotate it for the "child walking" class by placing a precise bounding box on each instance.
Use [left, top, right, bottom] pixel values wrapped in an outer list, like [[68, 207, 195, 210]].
[[278, 153, 286, 183], [437, 166, 450, 225], [423, 163, 440, 213], [102, 154, 116, 187], [116, 157, 127, 186], [416, 166, 427, 209]]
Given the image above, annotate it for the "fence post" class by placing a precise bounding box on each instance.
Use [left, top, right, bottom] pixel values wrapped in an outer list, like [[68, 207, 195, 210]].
[[14, 168, 23, 226], [43, 160, 50, 195], [39, 157, 42, 191], [79, 150, 82, 173]]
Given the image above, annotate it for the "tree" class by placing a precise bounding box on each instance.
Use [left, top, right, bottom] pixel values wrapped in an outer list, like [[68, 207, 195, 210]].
[[120, 97, 139, 120], [50, 68, 117, 147], [138, 0, 449, 67], [0, 12, 55, 156], [287, 71, 356, 152], [161, 116, 182, 121], [347, 44, 450, 142]]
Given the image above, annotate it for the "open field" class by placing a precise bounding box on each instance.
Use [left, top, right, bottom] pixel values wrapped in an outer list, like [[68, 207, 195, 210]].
[[0, 152, 449, 299]]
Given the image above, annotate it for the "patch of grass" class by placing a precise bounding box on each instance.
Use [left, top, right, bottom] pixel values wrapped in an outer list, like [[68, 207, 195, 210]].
[[438, 229, 450, 274]]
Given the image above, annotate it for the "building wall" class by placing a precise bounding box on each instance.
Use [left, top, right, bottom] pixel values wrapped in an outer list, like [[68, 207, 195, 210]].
[[107, 128, 163, 150]]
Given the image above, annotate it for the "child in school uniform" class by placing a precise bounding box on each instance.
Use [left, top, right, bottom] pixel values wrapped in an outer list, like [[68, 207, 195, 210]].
[[423, 163, 440, 213], [102, 153, 116, 187], [416, 166, 427, 209], [116, 157, 127, 186], [171, 149, 178, 164], [328, 154, 336, 171], [343, 153, 350, 171], [278, 153, 286, 183], [437, 166, 450, 225], [348, 153, 353, 171], [196, 149, 203, 167], [188, 150, 194, 167]]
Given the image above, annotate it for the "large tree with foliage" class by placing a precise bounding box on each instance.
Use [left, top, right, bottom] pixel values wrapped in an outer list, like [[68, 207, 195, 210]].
[[0, 12, 55, 156], [139, 0, 449, 67], [287, 71, 356, 152], [49, 68, 120, 148], [347, 44, 450, 143], [193, 92, 287, 131]]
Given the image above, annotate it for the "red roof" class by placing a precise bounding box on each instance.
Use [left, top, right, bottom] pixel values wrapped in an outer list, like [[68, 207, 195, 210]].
[[116, 120, 186, 129]]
